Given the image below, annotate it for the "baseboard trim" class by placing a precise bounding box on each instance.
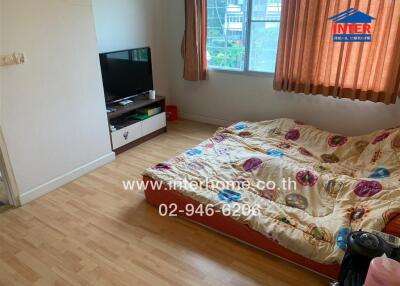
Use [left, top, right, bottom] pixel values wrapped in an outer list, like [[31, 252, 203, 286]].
[[19, 152, 115, 205], [179, 112, 233, 127]]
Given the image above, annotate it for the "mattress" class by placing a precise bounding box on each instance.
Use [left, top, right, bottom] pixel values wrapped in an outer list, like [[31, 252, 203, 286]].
[[143, 119, 400, 275]]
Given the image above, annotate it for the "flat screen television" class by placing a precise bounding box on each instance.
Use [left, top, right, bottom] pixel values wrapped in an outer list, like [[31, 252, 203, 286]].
[[99, 47, 153, 104]]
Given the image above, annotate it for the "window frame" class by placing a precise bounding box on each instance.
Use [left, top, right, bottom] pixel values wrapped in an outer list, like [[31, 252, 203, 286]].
[[207, 0, 280, 77]]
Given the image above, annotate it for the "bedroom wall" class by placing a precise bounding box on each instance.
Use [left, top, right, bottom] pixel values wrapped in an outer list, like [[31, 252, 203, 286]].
[[165, 0, 400, 135], [0, 0, 114, 204], [92, 0, 170, 99]]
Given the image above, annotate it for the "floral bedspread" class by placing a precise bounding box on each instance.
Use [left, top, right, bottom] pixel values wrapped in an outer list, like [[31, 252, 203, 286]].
[[143, 118, 400, 264]]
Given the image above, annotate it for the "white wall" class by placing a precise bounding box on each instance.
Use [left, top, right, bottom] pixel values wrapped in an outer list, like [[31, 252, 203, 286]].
[[0, 0, 114, 203], [165, 0, 400, 135], [92, 0, 170, 99]]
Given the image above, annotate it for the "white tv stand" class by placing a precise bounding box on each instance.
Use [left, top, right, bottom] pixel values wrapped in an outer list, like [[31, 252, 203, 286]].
[[107, 95, 166, 154]]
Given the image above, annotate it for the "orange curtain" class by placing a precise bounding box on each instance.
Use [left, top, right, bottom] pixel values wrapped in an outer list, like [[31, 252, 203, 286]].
[[182, 0, 208, 81], [274, 0, 400, 104]]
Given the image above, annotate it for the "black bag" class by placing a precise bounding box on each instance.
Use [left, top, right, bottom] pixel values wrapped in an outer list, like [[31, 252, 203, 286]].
[[338, 231, 400, 286]]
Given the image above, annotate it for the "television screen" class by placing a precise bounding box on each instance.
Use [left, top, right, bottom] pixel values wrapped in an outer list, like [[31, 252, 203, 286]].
[[99, 47, 153, 104]]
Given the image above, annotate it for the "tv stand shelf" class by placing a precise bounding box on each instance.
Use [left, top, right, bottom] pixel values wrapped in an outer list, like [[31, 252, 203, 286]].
[[106, 95, 166, 154], [107, 95, 165, 120]]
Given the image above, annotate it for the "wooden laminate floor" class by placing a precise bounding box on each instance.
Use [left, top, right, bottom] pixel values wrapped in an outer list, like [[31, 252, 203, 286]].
[[0, 120, 331, 286]]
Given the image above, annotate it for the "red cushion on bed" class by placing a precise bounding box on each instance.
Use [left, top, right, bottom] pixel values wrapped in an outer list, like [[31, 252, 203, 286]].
[[384, 214, 400, 237]]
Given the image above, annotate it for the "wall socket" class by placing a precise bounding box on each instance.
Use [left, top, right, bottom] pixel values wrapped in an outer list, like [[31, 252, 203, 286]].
[[0, 53, 25, 66]]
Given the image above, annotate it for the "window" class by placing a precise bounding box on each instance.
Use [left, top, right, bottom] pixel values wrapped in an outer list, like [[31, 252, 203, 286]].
[[207, 0, 281, 73]]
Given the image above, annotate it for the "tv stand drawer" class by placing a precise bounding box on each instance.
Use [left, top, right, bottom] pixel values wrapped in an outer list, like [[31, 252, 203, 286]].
[[142, 113, 166, 136], [111, 122, 141, 150]]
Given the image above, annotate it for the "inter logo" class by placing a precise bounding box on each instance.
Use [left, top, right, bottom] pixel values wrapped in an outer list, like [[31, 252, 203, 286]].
[[329, 8, 375, 42]]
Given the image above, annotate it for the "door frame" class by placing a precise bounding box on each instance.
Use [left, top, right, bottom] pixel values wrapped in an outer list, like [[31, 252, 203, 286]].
[[0, 127, 20, 207]]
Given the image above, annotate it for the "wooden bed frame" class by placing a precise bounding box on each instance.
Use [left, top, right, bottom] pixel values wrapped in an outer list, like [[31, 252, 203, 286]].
[[143, 176, 400, 280]]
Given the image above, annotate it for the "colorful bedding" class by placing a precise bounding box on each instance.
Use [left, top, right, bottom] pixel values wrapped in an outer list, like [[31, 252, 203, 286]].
[[143, 119, 400, 264]]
